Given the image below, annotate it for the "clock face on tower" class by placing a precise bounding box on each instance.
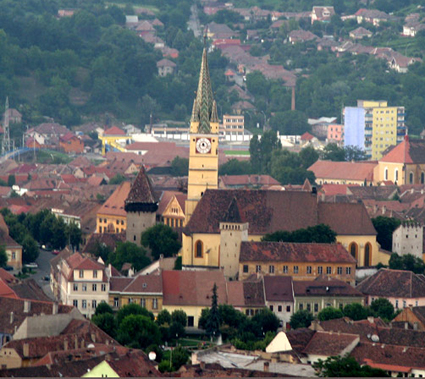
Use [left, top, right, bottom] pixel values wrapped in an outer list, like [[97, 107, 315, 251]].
[[196, 137, 212, 154]]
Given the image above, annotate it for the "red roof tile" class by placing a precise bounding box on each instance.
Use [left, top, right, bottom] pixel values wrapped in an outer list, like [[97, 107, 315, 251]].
[[303, 331, 359, 356], [103, 126, 126, 136], [380, 137, 425, 164], [308, 160, 377, 181]]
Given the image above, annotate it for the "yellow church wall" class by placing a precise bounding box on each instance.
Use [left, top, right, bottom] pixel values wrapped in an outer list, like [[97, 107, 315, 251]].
[[375, 161, 404, 184], [336, 235, 385, 267]]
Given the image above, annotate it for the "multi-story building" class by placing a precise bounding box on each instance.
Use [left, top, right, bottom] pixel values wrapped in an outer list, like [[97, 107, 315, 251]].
[[344, 100, 406, 160], [220, 114, 244, 140], [57, 252, 110, 317], [392, 222, 423, 258], [327, 124, 344, 145]]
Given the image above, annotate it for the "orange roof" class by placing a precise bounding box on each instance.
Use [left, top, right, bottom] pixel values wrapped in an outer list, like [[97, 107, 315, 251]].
[[364, 359, 411, 373], [380, 136, 425, 164], [103, 126, 125, 136], [0, 279, 18, 298], [97, 182, 131, 217], [309, 160, 377, 181], [301, 132, 314, 141]]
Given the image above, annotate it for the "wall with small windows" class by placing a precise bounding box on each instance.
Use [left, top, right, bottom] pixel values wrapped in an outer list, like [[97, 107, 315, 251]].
[[393, 223, 424, 258], [96, 214, 127, 234], [239, 261, 356, 285], [108, 294, 163, 314], [295, 295, 364, 315]]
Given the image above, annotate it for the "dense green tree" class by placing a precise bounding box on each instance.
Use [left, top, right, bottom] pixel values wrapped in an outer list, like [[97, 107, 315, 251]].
[[109, 174, 127, 185], [299, 146, 320, 169], [21, 235, 39, 263], [321, 143, 346, 161], [370, 298, 395, 321], [318, 307, 344, 321], [170, 157, 189, 177], [269, 110, 310, 135], [262, 224, 336, 244], [251, 308, 280, 334], [0, 245, 7, 268], [156, 309, 172, 326], [371, 217, 401, 251], [94, 302, 114, 316], [51, 217, 67, 250], [108, 241, 151, 272], [171, 310, 187, 327], [313, 355, 389, 377], [67, 222, 82, 251], [249, 131, 281, 174], [343, 303, 369, 321], [389, 253, 425, 274], [116, 303, 154, 326], [92, 313, 117, 339], [117, 314, 161, 349], [219, 159, 253, 176], [290, 309, 314, 329], [206, 283, 221, 338], [91, 240, 113, 263], [141, 224, 181, 260]]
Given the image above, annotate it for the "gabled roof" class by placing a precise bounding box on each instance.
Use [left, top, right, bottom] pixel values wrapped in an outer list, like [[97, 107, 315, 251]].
[[294, 278, 363, 297], [103, 126, 126, 136], [240, 242, 356, 264], [162, 270, 227, 306], [380, 137, 425, 164], [98, 182, 131, 217], [303, 331, 359, 356], [263, 276, 293, 302], [121, 274, 162, 294], [308, 160, 377, 181], [356, 268, 425, 298]]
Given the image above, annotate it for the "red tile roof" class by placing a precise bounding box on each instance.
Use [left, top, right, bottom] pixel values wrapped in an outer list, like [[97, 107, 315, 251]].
[[98, 182, 131, 217], [240, 242, 356, 264], [308, 160, 377, 181], [294, 278, 363, 297], [263, 276, 293, 302], [303, 331, 359, 356], [162, 270, 227, 306], [380, 137, 425, 164], [301, 132, 314, 141]]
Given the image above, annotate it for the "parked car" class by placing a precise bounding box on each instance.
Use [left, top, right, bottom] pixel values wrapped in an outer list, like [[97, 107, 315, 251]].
[[3, 266, 13, 271], [52, 250, 60, 255], [25, 262, 38, 269]]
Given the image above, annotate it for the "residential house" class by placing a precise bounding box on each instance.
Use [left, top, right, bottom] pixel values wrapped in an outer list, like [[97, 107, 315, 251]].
[[355, 9, 391, 26], [263, 276, 294, 329], [239, 242, 356, 285], [403, 21, 425, 37], [288, 30, 319, 44], [389, 53, 421, 73], [162, 270, 227, 328], [59, 132, 84, 154], [0, 215, 22, 269], [109, 273, 162, 314], [156, 59, 176, 77], [311, 6, 335, 24], [349, 27, 372, 39], [392, 306, 425, 331], [207, 22, 237, 40], [293, 277, 365, 315], [356, 268, 425, 309], [327, 124, 344, 144], [392, 222, 423, 258], [227, 278, 265, 317], [57, 252, 110, 317], [157, 191, 186, 229], [96, 182, 130, 234], [308, 160, 377, 186]]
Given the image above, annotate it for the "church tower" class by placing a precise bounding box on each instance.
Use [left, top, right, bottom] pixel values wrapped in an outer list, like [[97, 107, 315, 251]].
[[125, 166, 158, 246], [185, 39, 219, 224]]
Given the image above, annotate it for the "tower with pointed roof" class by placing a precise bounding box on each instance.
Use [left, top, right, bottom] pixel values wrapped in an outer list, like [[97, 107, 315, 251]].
[[125, 166, 158, 246], [184, 38, 219, 225]]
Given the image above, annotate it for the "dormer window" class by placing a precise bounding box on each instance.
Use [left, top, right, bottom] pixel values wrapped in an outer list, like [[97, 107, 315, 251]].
[[79, 270, 84, 278]]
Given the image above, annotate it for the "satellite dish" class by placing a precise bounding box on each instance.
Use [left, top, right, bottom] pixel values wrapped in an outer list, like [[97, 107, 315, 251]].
[[148, 352, 157, 361], [371, 334, 379, 342], [87, 344, 95, 348]]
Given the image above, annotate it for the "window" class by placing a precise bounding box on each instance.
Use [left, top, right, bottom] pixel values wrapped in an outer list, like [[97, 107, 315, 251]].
[[12, 252, 15, 260], [299, 303, 303, 310], [403, 300, 406, 308], [283, 265, 288, 274], [92, 300, 97, 309], [269, 265, 275, 274], [307, 266, 312, 274], [79, 270, 84, 278], [410, 172, 414, 184], [346, 267, 351, 275], [256, 265, 262, 273], [395, 168, 399, 182], [73, 300, 78, 307], [318, 266, 323, 274], [188, 316, 194, 327], [422, 172, 425, 185], [128, 298, 133, 304], [82, 284, 87, 292], [384, 167, 388, 181], [286, 305, 291, 312], [293, 266, 299, 274], [395, 299, 399, 309], [314, 303, 319, 312], [269, 305, 274, 311], [114, 297, 119, 307], [93, 270, 97, 278], [140, 298, 146, 308], [92, 284, 97, 291], [243, 265, 248, 273], [337, 267, 342, 275], [101, 284, 106, 292], [195, 240, 203, 258], [82, 300, 87, 309], [364, 243, 372, 266], [152, 298, 158, 309], [73, 283, 78, 291], [326, 266, 332, 274], [278, 305, 282, 312], [307, 304, 311, 312]]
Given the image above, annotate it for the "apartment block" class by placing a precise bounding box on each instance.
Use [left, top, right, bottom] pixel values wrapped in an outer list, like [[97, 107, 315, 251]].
[[344, 100, 406, 160], [220, 114, 244, 139]]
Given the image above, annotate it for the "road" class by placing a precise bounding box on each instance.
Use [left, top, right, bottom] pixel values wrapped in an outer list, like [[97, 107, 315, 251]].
[[30, 248, 56, 300]]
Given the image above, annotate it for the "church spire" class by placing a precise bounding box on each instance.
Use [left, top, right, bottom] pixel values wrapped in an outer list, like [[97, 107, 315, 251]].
[[191, 33, 215, 133]]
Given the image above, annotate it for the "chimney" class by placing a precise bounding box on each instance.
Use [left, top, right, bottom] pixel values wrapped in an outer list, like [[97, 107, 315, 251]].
[[24, 300, 31, 313], [23, 343, 29, 358], [291, 86, 296, 111], [10, 312, 13, 324], [52, 302, 58, 315], [263, 361, 270, 372]]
